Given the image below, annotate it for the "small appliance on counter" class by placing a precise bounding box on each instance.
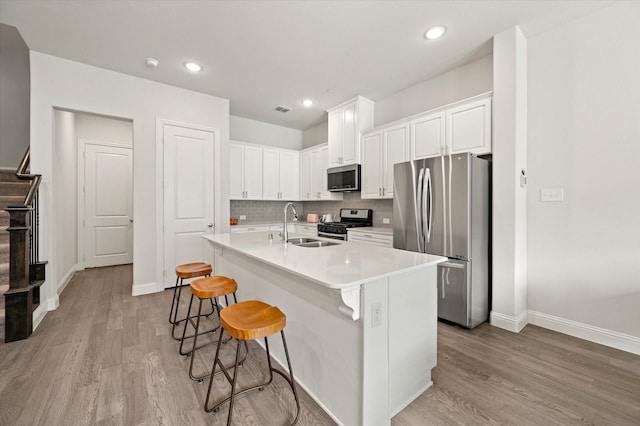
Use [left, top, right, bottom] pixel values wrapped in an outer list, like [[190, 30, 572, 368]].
[[306, 213, 319, 223], [317, 208, 372, 240]]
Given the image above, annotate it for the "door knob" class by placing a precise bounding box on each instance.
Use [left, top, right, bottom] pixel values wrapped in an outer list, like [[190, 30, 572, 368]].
[[207, 223, 214, 227]]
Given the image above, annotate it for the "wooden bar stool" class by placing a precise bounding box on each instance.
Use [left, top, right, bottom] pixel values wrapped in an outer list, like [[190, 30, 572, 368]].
[[169, 262, 214, 340], [204, 300, 300, 426], [179, 276, 241, 382]]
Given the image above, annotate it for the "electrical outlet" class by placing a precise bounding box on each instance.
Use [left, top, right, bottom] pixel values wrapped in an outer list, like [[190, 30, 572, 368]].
[[239, 215, 247, 220], [382, 218, 390, 224], [371, 303, 382, 328], [540, 188, 564, 202]]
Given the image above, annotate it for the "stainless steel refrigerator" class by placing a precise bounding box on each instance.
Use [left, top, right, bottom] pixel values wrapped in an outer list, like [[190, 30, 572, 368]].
[[393, 153, 489, 328]]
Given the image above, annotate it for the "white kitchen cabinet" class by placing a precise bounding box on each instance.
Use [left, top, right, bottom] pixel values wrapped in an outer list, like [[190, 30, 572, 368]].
[[294, 224, 318, 237], [361, 122, 409, 199], [327, 97, 375, 167], [446, 96, 492, 154], [313, 145, 343, 200], [347, 229, 393, 248], [411, 94, 492, 159], [300, 144, 343, 201], [229, 142, 263, 200], [299, 150, 313, 200], [230, 225, 270, 233], [263, 148, 300, 200]]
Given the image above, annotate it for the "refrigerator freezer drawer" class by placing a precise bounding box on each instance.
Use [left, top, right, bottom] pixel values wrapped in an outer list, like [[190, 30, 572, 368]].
[[437, 259, 471, 327]]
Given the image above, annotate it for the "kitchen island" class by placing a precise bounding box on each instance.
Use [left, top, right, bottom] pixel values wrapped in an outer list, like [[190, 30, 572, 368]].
[[203, 232, 446, 426]]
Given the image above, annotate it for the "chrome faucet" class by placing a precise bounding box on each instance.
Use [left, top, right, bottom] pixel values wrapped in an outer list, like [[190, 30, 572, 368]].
[[282, 202, 298, 242]]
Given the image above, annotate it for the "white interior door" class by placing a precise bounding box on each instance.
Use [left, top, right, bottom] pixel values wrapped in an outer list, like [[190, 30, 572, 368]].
[[83, 143, 133, 268], [163, 124, 215, 288]]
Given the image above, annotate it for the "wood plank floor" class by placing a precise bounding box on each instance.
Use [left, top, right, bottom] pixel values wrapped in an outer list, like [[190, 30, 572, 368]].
[[1, 265, 639, 425]]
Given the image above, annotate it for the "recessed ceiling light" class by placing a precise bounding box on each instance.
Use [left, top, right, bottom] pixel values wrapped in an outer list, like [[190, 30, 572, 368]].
[[145, 57, 159, 68], [302, 99, 314, 107], [184, 62, 203, 72], [425, 26, 446, 40]]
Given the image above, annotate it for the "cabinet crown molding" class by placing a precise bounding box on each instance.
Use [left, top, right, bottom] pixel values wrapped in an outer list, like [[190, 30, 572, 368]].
[[326, 95, 375, 113]]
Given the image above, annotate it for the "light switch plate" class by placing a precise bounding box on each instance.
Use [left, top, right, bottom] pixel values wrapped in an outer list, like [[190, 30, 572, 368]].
[[239, 215, 247, 220], [540, 188, 564, 202], [382, 218, 390, 224]]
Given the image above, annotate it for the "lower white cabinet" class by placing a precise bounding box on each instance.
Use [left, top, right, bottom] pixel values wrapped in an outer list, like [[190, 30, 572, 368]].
[[347, 229, 393, 247], [230, 225, 270, 233], [294, 224, 318, 237]]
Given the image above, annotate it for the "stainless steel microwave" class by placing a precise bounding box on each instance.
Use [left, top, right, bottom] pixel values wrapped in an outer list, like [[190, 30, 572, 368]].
[[327, 164, 361, 192]]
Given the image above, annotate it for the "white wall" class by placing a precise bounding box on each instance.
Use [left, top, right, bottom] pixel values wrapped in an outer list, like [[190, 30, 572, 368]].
[[30, 52, 230, 317], [302, 121, 329, 149], [373, 54, 493, 126], [0, 24, 30, 168], [527, 2, 640, 353], [491, 27, 529, 332], [75, 113, 133, 146], [53, 110, 77, 293], [230, 115, 303, 150]]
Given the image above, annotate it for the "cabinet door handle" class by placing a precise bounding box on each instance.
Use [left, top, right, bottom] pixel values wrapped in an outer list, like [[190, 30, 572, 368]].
[[382, 187, 385, 196]]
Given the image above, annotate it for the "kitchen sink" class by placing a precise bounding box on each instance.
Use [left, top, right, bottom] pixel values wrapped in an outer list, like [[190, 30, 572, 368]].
[[288, 237, 340, 248], [296, 241, 340, 248], [287, 237, 319, 245]]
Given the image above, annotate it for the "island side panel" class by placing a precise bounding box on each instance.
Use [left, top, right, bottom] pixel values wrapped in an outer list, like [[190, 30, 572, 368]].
[[388, 264, 438, 416], [362, 277, 391, 426], [214, 246, 363, 426]]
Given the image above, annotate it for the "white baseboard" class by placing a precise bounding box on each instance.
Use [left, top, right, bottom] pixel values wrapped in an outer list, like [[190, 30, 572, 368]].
[[132, 281, 162, 296], [32, 304, 47, 330], [254, 339, 345, 426], [57, 265, 76, 296], [528, 310, 640, 356], [490, 310, 528, 332]]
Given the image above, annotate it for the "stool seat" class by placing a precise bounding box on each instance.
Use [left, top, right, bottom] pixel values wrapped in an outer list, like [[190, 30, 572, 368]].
[[175, 262, 213, 279], [220, 300, 286, 341], [191, 276, 237, 299]]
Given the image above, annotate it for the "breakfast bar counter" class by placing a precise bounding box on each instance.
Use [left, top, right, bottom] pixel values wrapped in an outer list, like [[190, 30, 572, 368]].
[[203, 232, 446, 426]]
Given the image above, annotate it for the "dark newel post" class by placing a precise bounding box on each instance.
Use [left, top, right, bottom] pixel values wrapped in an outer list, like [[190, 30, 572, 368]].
[[5, 205, 33, 342]]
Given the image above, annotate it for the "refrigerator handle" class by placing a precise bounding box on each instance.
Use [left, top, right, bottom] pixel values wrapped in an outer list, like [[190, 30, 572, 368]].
[[416, 167, 425, 252], [424, 168, 432, 243]]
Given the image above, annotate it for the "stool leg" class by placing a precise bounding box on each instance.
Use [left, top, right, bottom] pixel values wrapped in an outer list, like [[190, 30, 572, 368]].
[[205, 329, 228, 412], [171, 279, 186, 339], [280, 330, 301, 425], [178, 294, 197, 355], [187, 298, 205, 381], [169, 276, 181, 324], [226, 338, 244, 426]]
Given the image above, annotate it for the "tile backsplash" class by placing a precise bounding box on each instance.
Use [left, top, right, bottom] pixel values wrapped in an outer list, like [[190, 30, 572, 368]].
[[230, 193, 393, 227]]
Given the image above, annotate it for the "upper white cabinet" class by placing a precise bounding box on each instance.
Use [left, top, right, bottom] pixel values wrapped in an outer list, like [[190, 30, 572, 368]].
[[229, 142, 263, 200], [300, 144, 343, 201], [446, 97, 492, 154], [299, 150, 313, 200], [361, 122, 410, 199], [411, 94, 492, 159], [327, 97, 375, 167], [263, 148, 300, 200]]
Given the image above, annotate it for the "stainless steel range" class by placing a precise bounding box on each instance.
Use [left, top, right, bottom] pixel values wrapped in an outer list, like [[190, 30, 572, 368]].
[[317, 208, 373, 240]]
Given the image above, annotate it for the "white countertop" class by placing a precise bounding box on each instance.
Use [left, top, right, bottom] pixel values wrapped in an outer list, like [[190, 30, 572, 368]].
[[203, 231, 445, 290]]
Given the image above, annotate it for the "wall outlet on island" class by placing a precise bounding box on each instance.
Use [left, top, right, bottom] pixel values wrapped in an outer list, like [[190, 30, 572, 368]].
[[382, 218, 390, 224], [239, 215, 246, 220]]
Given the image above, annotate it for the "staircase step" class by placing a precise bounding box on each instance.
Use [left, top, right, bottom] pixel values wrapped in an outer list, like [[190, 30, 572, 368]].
[[0, 169, 20, 183], [0, 181, 30, 196], [0, 195, 25, 210], [0, 243, 8, 263]]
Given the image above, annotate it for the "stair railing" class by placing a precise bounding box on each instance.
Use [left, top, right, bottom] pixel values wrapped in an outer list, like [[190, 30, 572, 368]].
[[4, 147, 46, 342]]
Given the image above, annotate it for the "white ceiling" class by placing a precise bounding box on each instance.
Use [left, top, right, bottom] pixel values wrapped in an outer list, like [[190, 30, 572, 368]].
[[0, 0, 613, 130]]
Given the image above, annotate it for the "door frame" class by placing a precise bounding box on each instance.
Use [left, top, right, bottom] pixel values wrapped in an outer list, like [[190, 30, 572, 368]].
[[155, 118, 221, 292], [77, 139, 133, 271]]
